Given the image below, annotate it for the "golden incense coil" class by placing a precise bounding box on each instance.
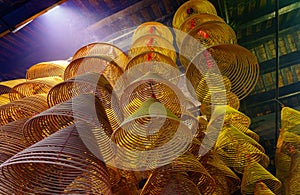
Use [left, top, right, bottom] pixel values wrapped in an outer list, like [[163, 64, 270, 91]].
[[119, 73, 186, 118], [179, 22, 237, 69], [0, 79, 26, 105], [26, 60, 69, 80], [254, 182, 276, 195], [241, 162, 281, 194], [23, 94, 113, 155], [63, 57, 123, 87], [281, 107, 300, 133], [141, 172, 202, 195], [196, 44, 259, 99], [72, 42, 128, 71], [47, 72, 123, 131], [125, 51, 180, 84], [129, 35, 177, 62], [0, 125, 112, 195], [9, 77, 63, 101], [0, 118, 30, 164], [176, 13, 225, 48], [132, 21, 173, 44], [172, 0, 217, 29], [215, 124, 270, 172], [0, 94, 48, 126]]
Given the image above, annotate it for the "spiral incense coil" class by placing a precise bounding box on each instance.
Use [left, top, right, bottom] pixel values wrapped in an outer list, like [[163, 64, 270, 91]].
[[0, 80, 26, 105], [180, 22, 237, 69], [152, 152, 216, 194], [0, 94, 48, 126], [128, 35, 177, 63], [125, 51, 180, 84], [241, 162, 282, 194], [176, 13, 225, 47], [286, 152, 300, 195], [119, 73, 187, 118], [141, 172, 201, 195], [232, 123, 260, 142], [195, 44, 259, 99], [113, 97, 182, 150], [172, 0, 218, 29], [0, 118, 30, 164], [281, 107, 300, 133], [140, 153, 213, 193], [112, 116, 193, 170], [209, 105, 251, 128], [63, 57, 123, 87], [200, 92, 240, 118], [254, 182, 276, 195], [47, 72, 123, 131], [275, 151, 291, 181], [132, 22, 173, 44], [9, 77, 63, 101], [215, 125, 270, 172], [0, 125, 112, 195], [72, 42, 128, 71], [185, 71, 232, 103], [23, 94, 113, 151], [26, 60, 69, 80], [205, 154, 241, 194]]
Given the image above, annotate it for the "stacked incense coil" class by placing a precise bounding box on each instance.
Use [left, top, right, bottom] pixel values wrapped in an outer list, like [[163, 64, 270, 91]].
[[275, 107, 300, 194], [109, 21, 197, 171], [26, 60, 69, 80], [0, 79, 26, 105], [0, 125, 112, 195], [173, 0, 259, 101]]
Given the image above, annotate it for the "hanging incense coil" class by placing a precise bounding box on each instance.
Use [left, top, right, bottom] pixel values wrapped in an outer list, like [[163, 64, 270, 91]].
[[64, 56, 123, 87], [241, 161, 281, 194], [125, 51, 180, 84], [210, 105, 251, 128], [0, 85, 11, 105], [0, 118, 30, 164], [140, 153, 214, 194], [176, 13, 225, 48], [111, 108, 193, 170], [119, 74, 187, 119], [9, 77, 63, 101], [112, 98, 185, 150], [129, 35, 177, 63], [200, 91, 240, 118], [254, 182, 276, 195], [23, 94, 113, 155], [72, 42, 128, 71], [281, 107, 300, 133], [204, 153, 241, 194], [192, 44, 259, 99], [0, 125, 112, 195], [26, 60, 69, 80], [141, 172, 201, 195], [132, 22, 173, 44], [185, 71, 232, 104], [0, 94, 48, 127], [0, 79, 27, 105], [286, 151, 300, 195], [47, 72, 123, 131], [172, 0, 217, 30], [215, 125, 270, 173], [180, 22, 237, 68]]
